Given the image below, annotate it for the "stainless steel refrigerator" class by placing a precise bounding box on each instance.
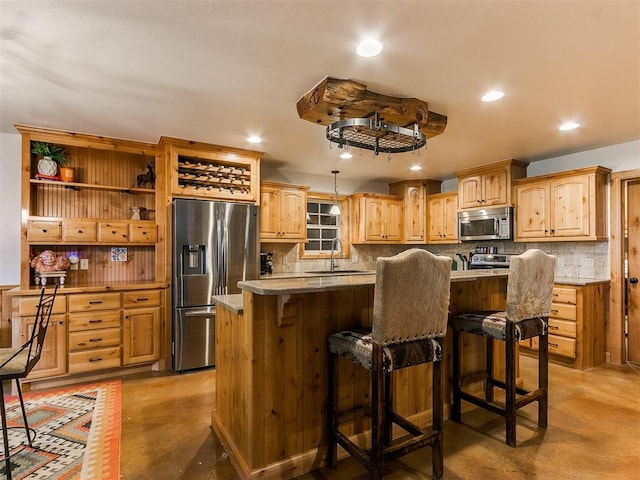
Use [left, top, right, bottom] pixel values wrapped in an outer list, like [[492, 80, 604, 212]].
[[172, 198, 259, 372]]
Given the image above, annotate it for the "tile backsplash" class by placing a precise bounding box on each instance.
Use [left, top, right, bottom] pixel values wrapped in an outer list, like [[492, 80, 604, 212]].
[[260, 241, 609, 279]]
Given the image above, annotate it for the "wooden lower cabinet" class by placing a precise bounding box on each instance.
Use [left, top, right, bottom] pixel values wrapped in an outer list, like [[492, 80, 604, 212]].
[[13, 293, 68, 380], [69, 346, 122, 374], [123, 306, 161, 365], [10, 286, 164, 384], [18, 314, 67, 379], [122, 290, 161, 365], [68, 292, 122, 374], [521, 281, 609, 369]]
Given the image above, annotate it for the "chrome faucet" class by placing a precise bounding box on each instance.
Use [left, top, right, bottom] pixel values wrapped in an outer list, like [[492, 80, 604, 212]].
[[330, 237, 342, 271]]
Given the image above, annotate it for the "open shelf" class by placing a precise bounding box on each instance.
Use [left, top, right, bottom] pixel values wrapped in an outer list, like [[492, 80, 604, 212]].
[[30, 178, 154, 194]]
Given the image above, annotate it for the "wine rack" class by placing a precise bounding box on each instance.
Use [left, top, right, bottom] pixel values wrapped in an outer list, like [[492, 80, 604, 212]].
[[177, 159, 252, 194]]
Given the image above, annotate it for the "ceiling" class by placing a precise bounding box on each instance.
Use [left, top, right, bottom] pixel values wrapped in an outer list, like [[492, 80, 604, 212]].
[[1, 1, 639, 185]]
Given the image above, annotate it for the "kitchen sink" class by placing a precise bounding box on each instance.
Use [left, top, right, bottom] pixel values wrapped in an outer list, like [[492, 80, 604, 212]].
[[305, 269, 374, 275]]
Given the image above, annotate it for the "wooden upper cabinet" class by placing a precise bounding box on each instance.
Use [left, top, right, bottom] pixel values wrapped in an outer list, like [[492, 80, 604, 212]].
[[260, 182, 309, 242], [514, 166, 610, 242], [160, 136, 261, 203], [550, 175, 592, 237], [515, 179, 549, 239], [388, 179, 441, 244], [457, 159, 528, 210], [427, 192, 459, 244], [350, 193, 403, 244]]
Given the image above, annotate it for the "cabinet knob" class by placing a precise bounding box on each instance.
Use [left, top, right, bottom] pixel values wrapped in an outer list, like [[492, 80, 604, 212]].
[[631, 277, 639, 285]]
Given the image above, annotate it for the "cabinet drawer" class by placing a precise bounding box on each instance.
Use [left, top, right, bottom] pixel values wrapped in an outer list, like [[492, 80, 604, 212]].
[[550, 302, 577, 321], [98, 222, 129, 242], [547, 318, 577, 338], [69, 346, 121, 374], [62, 220, 98, 242], [27, 220, 62, 242], [129, 223, 157, 243], [18, 294, 66, 316], [548, 335, 576, 358], [552, 287, 577, 305], [123, 290, 160, 308], [68, 293, 121, 312], [69, 310, 121, 331], [532, 335, 576, 358], [69, 328, 121, 351]]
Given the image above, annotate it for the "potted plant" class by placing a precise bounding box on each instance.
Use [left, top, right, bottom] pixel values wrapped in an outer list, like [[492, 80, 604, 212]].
[[31, 142, 73, 180]]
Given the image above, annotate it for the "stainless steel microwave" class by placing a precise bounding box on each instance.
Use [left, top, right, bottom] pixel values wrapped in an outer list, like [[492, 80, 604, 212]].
[[458, 207, 513, 241]]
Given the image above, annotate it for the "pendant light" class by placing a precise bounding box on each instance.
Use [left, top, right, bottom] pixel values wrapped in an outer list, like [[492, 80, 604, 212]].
[[330, 170, 341, 215]]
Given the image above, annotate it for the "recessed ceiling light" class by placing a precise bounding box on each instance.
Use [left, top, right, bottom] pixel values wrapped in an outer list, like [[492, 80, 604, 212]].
[[356, 38, 383, 57], [410, 165, 423, 171], [247, 135, 262, 144], [339, 151, 353, 160], [558, 121, 581, 131], [481, 90, 505, 102]]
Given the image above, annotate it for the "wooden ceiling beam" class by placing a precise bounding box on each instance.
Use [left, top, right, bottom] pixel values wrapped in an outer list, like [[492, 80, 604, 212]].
[[296, 77, 447, 138]]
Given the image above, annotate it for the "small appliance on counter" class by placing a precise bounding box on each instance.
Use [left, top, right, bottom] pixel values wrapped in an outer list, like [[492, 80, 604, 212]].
[[260, 252, 274, 274], [469, 253, 513, 269]]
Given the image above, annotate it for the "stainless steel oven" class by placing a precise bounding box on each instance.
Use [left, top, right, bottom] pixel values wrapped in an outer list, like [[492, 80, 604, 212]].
[[458, 207, 513, 241], [469, 253, 513, 269]]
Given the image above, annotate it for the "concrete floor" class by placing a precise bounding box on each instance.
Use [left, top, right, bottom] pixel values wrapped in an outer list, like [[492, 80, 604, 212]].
[[120, 356, 640, 479]]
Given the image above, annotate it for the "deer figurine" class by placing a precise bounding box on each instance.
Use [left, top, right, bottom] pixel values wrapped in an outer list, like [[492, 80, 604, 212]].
[[137, 162, 155, 188]]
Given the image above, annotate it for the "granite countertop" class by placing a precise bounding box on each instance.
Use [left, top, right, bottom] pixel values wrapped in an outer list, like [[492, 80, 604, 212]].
[[239, 269, 510, 295], [212, 294, 244, 314], [5, 281, 169, 296], [553, 276, 610, 286], [260, 270, 375, 280]]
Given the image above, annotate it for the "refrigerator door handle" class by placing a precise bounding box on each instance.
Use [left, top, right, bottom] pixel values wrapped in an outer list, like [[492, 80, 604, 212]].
[[216, 215, 229, 295], [182, 307, 216, 317]]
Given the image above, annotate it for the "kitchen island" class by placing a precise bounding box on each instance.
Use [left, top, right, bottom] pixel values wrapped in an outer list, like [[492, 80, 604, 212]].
[[212, 270, 510, 480]]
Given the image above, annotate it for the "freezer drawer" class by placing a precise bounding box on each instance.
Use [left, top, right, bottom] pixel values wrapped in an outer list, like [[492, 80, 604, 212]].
[[173, 307, 216, 372]]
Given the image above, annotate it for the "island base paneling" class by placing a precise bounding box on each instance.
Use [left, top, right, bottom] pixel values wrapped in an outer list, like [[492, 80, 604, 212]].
[[213, 277, 511, 480]]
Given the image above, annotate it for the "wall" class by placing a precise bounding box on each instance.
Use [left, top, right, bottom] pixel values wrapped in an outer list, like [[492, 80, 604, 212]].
[[0, 132, 21, 286]]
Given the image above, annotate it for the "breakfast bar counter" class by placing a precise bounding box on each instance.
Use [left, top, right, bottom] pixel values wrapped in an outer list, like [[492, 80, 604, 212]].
[[213, 270, 511, 480]]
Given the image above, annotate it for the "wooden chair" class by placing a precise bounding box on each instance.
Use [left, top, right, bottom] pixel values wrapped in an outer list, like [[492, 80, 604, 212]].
[[0, 284, 58, 480], [451, 249, 555, 447], [327, 249, 452, 479]]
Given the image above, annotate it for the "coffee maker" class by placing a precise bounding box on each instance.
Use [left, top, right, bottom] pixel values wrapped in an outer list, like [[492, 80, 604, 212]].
[[260, 252, 274, 274]]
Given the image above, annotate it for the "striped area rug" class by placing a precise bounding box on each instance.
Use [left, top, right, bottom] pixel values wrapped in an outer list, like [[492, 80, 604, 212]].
[[1, 381, 120, 480]]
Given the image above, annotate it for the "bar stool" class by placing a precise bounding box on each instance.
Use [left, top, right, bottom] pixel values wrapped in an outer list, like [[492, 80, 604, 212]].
[[451, 249, 555, 447], [327, 248, 452, 479]]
